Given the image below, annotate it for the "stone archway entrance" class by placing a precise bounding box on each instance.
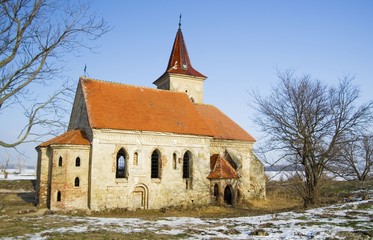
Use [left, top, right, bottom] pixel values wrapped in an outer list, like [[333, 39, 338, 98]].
[[224, 185, 233, 205], [132, 184, 148, 209]]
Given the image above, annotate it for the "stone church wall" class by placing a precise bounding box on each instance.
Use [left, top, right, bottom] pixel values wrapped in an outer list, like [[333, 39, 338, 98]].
[[210, 139, 266, 204], [88, 129, 212, 210], [68, 82, 93, 140]]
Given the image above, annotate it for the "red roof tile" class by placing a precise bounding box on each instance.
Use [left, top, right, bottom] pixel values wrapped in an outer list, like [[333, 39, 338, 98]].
[[162, 28, 206, 78], [194, 104, 256, 142], [207, 154, 239, 179], [81, 78, 213, 136], [38, 129, 90, 147]]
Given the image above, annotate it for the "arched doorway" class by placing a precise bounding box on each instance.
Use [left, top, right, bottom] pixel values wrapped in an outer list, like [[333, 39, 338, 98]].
[[224, 185, 233, 205]]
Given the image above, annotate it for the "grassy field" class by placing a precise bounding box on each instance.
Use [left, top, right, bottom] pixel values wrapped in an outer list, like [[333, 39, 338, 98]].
[[0, 179, 372, 239]]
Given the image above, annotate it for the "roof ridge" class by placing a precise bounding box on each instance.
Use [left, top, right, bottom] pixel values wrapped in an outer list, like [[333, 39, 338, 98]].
[[80, 76, 191, 96]]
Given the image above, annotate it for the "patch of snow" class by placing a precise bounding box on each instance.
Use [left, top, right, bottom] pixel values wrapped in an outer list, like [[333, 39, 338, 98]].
[[4, 200, 373, 240], [0, 169, 36, 180]]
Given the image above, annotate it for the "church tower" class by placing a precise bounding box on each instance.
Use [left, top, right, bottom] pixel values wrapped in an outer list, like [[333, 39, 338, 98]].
[[153, 19, 207, 104]]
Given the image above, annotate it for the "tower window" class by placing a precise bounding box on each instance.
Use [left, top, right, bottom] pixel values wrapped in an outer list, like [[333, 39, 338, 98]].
[[74, 177, 80, 187], [151, 150, 160, 178], [75, 157, 81, 167], [58, 156, 62, 167], [116, 149, 127, 178]]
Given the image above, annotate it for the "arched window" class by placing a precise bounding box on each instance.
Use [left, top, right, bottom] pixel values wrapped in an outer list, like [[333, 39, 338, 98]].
[[183, 151, 191, 179], [57, 191, 61, 202], [116, 149, 126, 178], [151, 150, 160, 178], [133, 152, 138, 166], [173, 153, 177, 170], [224, 185, 233, 205], [58, 156, 63, 167], [74, 177, 80, 187], [75, 157, 81, 167]]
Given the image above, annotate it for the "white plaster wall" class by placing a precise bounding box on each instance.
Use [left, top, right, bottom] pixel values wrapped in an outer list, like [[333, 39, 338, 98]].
[[89, 129, 212, 210]]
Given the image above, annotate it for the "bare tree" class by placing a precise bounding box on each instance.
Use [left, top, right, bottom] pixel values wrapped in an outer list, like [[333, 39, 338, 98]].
[[330, 133, 373, 181], [253, 71, 373, 207], [1, 154, 11, 173], [0, 0, 109, 148]]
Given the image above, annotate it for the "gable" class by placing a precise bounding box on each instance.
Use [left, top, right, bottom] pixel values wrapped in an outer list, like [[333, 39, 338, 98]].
[[207, 154, 239, 179]]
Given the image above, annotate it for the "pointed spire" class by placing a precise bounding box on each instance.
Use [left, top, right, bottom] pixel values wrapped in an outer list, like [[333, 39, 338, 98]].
[[163, 18, 206, 78]]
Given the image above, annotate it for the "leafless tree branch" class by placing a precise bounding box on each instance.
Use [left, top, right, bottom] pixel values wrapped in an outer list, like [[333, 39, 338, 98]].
[[252, 70, 373, 207], [0, 0, 110, 148]]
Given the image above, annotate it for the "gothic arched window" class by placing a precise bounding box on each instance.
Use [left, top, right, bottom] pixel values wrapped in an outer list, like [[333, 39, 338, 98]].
[[151, 150, 160, 178], [183, 151, 191, 179], [116, 149, 127, 178]]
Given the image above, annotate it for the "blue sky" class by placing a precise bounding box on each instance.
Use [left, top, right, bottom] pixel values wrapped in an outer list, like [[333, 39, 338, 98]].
[[2, 0, 373, 166]]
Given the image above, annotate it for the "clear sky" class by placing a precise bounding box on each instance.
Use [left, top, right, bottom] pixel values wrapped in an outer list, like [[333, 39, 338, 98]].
[[2, 0, 373, 166]]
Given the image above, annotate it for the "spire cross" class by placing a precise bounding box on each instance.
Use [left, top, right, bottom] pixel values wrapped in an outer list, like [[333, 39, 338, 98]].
[[178, 14, 182, 29]]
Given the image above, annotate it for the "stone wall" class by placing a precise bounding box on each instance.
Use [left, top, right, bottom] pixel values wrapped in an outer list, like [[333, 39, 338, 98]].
[[36, 147, 50, 207], [88, 129, 212, 210], [38, 130, 266, 211], [68, 82, 93, 140], [46, 145, 90, 210], [210, 139, 266, 204]]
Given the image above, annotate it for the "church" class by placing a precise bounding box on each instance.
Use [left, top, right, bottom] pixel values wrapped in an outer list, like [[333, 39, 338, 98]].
[[36, 22, 266, 211]]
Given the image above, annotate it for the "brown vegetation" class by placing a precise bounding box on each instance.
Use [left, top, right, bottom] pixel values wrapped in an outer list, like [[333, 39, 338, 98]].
[[1, 179, 372, 219], [1, 179, 372, 239]]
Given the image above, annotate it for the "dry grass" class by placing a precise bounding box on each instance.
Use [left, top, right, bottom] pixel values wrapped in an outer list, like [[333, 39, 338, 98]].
[[1, 179, 372, 219], [0, 179, 372, 239]]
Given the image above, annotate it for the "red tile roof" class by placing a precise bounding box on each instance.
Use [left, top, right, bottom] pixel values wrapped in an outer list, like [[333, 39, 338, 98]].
[[81, 78, 213, 136], [194, 104, 256, 142], [38, 129, 90, 147], [207, 154, 239, 179], [79, 78, 255, 142], [161, 28, 206, 78]]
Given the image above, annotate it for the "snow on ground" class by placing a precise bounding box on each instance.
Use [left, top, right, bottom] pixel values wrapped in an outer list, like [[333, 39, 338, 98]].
[[0, 169, 36, 180], [4, 199, 372, 240]]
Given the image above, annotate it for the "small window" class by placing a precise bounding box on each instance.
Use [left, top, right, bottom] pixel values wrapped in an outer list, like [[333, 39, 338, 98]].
[[214, 184, 219, 198], [74, 177, 80, 187], [58, 156, 63, 167], [57, 191, 61, 202], [151, 150, 160, 179], [75, 157, 81, 167], [133, 152, 138, 166], [173, 153, 177, 170], [116, 149, 126, 178]]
